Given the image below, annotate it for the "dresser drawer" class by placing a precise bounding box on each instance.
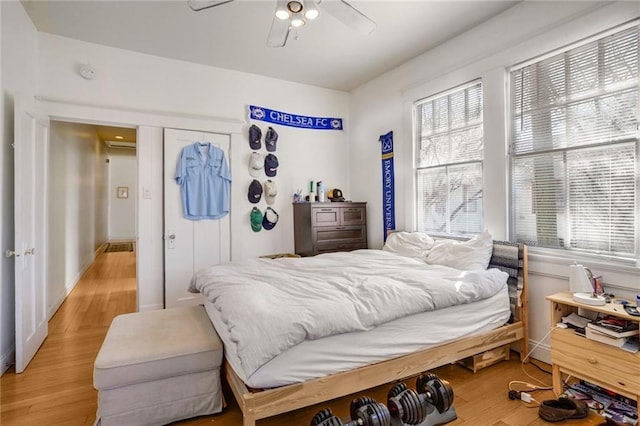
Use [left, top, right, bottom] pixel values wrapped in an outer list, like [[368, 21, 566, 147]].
[[340, 207, 366, 226], [551, 329, 640, 394], [311, 205, 367, 227], [311, 207, 340, 226], [313, 226, 366, 245], [315, 242, 366, 254]]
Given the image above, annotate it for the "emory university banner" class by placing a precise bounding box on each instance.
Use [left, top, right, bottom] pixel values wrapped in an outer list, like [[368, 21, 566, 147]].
[[379, 131, 395, 241]]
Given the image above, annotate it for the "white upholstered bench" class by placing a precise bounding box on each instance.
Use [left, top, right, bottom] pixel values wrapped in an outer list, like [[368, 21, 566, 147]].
[[93, 305, 223, 426]]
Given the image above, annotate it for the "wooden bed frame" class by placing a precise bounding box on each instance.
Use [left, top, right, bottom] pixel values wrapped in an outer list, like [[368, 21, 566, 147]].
[[225, 244, 529, 426]]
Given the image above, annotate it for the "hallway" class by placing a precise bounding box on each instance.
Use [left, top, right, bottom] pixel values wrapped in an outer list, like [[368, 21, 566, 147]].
[[1, 250, 136, 425]]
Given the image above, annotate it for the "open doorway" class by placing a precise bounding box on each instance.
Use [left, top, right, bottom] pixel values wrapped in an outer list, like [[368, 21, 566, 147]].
[[47, 121, 137, 317]]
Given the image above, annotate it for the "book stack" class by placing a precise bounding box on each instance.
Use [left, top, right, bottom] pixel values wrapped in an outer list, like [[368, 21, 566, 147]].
[[563, 381, 638, 425], [585, 315, 639, 353]]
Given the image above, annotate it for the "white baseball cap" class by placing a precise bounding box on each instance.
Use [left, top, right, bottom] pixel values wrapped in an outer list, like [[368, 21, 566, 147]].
[[248, 152, 263, 177], [264, 180, 277, 205]]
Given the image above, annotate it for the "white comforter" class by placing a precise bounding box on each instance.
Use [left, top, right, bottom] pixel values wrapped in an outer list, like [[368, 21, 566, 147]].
[[189, 249, 508, 375]]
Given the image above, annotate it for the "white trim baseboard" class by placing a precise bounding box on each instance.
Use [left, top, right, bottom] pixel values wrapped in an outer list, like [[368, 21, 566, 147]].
[[138, 303, 163, 312]]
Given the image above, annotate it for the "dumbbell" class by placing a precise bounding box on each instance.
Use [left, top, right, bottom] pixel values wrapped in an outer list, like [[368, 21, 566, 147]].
[[415, 374, 454, 415], [310, 396, 391, 426], [387, 373, 455, 425]]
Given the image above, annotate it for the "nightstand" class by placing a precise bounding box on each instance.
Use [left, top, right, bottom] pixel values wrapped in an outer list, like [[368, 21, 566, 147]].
[[547, 292, 640, 418]]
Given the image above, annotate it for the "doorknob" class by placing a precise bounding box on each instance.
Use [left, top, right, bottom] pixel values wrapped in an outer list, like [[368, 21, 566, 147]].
[[5, 250, 20, 258], [167, 230, 176, 249]]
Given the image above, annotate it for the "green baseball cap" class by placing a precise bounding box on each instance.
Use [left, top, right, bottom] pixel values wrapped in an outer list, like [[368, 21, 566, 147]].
[[250, 207, 262, 232]]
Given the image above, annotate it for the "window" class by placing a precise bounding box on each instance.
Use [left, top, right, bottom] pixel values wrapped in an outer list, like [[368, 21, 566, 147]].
[[510, 24, 639, 259], [415, 81, 484, 235]]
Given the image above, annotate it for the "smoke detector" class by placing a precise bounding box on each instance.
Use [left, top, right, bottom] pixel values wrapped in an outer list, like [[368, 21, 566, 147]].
[[79, 64, 96, 80]]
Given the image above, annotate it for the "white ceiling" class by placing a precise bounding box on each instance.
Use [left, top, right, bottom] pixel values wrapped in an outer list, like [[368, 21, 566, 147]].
[[21, 0, 519, 91]]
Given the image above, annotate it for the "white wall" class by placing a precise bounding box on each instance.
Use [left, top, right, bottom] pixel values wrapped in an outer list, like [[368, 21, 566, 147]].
[[48, 121, 109, 317], [95, 139, 108, 248], [36, 33, 350, 311], [1, 0, 39, 374], [107, 149, 136, 240], [349, 1, 640, 362]]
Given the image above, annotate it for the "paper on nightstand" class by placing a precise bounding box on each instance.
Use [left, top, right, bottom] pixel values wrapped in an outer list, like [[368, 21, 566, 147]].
[[562, 312, 592, 328]]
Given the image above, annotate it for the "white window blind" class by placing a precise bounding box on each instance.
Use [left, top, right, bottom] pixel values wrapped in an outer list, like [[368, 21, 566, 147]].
[[415, 81, 484, 235], [510, 25, 639, 258]]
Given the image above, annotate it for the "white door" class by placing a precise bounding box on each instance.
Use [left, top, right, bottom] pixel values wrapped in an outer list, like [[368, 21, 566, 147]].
[[163, 128, 231, 308], [13, 96, 49, 373]]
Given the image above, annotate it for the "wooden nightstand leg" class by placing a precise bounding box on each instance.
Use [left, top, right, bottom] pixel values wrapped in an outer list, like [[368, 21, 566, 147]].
[[552, 364, 563, 396]]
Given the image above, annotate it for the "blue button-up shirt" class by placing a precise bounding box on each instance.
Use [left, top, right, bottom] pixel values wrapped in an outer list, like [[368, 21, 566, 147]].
[[175, 142, 231, 220]]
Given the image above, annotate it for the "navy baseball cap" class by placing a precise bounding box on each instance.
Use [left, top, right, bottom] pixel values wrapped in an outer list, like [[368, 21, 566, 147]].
[[265, 126, 278, 152], [248, 179, 263, 203], [264, 153, 279, 177], [262, 207, 279, 230], [249, 124, 261, 150]]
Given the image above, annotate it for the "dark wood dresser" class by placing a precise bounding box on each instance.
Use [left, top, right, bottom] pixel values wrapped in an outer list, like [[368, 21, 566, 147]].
[[293, 202, 367, 256]]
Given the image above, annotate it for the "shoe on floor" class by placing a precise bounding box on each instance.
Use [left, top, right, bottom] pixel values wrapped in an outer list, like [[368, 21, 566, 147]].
[[539, 397, 589, 422]]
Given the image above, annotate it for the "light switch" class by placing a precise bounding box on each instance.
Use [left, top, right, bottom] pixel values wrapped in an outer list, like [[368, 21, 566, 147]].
[[143, 187, 152, 199]]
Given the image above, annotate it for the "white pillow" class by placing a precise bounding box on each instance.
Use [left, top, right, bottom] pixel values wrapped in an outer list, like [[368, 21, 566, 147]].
[[424, 230, 493, 271], [382, 231, 435, 259]]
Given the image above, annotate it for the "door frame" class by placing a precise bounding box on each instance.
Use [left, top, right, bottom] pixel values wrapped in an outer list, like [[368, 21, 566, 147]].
[[35, 97, 243, 312]]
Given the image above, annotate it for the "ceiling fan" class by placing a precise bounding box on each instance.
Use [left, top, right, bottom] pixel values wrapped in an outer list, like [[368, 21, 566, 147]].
[[187, 0, 377, 47]]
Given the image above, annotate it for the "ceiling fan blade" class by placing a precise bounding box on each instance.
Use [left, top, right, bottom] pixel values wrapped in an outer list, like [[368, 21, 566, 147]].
[[267, 15, 292, 47], [187, 0, 235, 12], [318, 0, 376, 35]]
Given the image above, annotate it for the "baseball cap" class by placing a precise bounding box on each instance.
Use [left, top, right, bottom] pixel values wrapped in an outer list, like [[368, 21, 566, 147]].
[[329, 188, 345, 202], [265, 126, 278, 152], [262, 207, 279, 230], [250, 207, 262, 232], [264, 153, 279, 177], [264, 180, 277, 205], [249, 124, 262, 150], [248, 179, 263, 203], [248, 152, 263, 177]]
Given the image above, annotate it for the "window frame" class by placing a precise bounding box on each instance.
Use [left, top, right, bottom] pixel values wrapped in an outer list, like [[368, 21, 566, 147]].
[[507, 21, 640, 262], [413, 79, 485, 236]]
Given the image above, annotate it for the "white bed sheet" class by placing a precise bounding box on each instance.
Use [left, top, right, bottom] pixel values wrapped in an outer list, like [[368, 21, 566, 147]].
[[204, 285, 510, 388]]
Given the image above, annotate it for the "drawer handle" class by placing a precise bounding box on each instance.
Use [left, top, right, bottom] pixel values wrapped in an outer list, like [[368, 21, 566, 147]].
[[335, 227, 345, 230], [588, 357, 597, 364], [320, 209, 333, 211]]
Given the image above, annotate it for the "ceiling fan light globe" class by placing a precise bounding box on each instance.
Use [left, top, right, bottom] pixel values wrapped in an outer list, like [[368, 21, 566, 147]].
[[275, 0, 291, 20], [291, 16, 305, 27], [303, 0, 319, 20], [304, 9, 319, 20]]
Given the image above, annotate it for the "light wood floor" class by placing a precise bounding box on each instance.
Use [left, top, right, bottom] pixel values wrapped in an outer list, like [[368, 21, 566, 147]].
[[1, 250, 606, 426]]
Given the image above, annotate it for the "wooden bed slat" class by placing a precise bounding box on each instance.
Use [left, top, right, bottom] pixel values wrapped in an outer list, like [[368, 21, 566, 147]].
[[227, 323, 524, 423]]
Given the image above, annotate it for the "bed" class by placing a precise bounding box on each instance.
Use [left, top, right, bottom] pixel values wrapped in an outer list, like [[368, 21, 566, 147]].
[[189, 233, 528, 426]]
